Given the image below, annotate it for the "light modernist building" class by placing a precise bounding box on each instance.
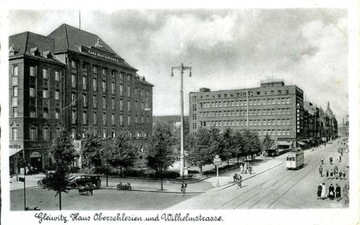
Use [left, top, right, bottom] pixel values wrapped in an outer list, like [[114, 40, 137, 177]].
[[189, 80, 304, 142], [9, 24, 153, 172]]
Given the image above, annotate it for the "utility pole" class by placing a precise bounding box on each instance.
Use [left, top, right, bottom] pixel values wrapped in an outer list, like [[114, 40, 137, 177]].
[[79, 10, 81, 29], [246, 90, 249, 128], [171, 63, 192, 178]]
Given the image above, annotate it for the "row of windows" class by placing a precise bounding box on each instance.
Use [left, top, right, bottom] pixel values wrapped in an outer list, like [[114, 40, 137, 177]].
[[10, 126, 53, 141], [193, 89, 291, 100], [11, 64, 150, 98], [70, 127, 149, 140], [10, 126, 150, 141], [12, 107, 60, 119], [74, 61, 131, 81], [198, 98, 292, 109], [199, 119, 291, 127], [71, 62, 151, 96], [71, 111, 150, 126], [190, 125, 292, 136], [198, 108, 292, 118], [70, 94, 148, 111], [11, 65, 62, 81]]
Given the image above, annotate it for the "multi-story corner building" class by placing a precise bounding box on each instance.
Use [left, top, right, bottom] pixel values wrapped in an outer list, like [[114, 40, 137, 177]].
[[189, 80, 304, 145], [9, 32, 66, 173], [9, 24, 153, 173]]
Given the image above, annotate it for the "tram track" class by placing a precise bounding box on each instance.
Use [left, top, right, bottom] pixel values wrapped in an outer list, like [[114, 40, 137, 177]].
[[215, 144, 338, 209]]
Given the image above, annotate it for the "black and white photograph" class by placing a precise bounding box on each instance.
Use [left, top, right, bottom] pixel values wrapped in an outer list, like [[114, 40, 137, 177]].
[[1, 1, 359, 225]]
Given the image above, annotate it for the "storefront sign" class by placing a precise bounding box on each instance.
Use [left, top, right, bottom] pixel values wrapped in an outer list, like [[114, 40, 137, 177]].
[[81, 46, 121, 63], [9, 144, 22, 149], [30, 151, 42, 158]]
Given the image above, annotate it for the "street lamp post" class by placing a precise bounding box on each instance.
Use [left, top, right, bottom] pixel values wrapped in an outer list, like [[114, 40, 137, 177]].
[[171, 63, 192, 178], [246, 90, 249, 128]]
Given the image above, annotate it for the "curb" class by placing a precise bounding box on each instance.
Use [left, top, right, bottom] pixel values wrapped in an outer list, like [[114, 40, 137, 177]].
[[100, 186, 205, 194], [215, 161, 285, 191]]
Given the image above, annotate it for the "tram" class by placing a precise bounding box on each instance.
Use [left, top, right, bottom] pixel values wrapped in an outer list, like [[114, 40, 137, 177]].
[[286, 150, 304, 169]]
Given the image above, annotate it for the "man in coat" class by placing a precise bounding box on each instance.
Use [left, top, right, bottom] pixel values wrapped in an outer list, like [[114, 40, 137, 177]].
[[317, 184, 323, 199], [328, 184, 335, 200], [319, 165, 323, 177], [335, 184, 341, 201]]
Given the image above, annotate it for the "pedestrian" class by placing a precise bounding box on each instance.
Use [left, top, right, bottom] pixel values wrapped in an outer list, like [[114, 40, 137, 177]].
[[321, 156, 324, 165], [326, 169, 329, 178], [334, 165, 338, 179], [339, 170, 343, 180], [238, 175, 242, 188], [181, 181, 187, 196], [233, 173, 238, 182], [343, 170, 346, 179], [343, 184, 349, 205], [329, 157, 333, 165], [338, 154, 342, 162], [335, 184, 341, 201], [328, 184, 335, 200], [248, 165, 252, 175], [240, 163, 244, 174], [317, 184, 323, 199], [319, 165, 323, 177], [321, 183, 327, 199], [330, 169, 334, 179]]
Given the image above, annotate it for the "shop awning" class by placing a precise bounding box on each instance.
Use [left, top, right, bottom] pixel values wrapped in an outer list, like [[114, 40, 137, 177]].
[[9, 148, 23, 156], [276, 141, 292, 146]]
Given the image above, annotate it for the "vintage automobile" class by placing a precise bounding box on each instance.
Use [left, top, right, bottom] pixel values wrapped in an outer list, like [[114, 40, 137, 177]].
[[37, 171, 55, 188], [68, 174, 102, 189]]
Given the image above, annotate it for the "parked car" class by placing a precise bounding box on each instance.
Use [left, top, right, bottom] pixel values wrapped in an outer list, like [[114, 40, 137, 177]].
[[68, 174, 101, 189], [37, 171, 55, 188]]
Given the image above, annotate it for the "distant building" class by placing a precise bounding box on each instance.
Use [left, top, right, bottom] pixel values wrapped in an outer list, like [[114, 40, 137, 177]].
[[153, 115, 189, 128], [338, 115, 349, 137], [9, 24, 153, 173], [189, 80, 304, 146], [189, 80, 338, 147]]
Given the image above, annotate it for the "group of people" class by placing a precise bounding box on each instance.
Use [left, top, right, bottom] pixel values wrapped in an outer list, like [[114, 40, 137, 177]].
[[317, 147, 349, 205], [317, 183, 349, 203], [319, 157, 346, 180], [239, 163, 252, 175]]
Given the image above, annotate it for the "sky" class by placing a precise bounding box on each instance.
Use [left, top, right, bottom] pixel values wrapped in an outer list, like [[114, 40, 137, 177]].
[[8, 9, 348, 121]]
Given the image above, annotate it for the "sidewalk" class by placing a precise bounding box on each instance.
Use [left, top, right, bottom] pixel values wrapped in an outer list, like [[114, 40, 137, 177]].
[[205, 155, 285, 192], [101, 155, 285, 193], [10, 174, 45, 191], [10, 156, 285, 194]]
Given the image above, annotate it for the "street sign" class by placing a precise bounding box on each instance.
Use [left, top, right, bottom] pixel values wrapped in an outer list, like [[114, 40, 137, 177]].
[[19, 177, 25, 182], [213, 155, 222, 166]]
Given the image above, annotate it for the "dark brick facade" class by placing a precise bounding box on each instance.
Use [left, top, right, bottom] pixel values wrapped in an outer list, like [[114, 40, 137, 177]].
[[9, 25, 153, 172]]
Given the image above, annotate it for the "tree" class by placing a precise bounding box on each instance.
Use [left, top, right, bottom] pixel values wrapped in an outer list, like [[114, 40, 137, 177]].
[[231, 130, 244, 165], [145, 122, 177, 190], [262, 134, 273, 155], [186, 127, 216, 175], [242, 129, 262, 159], [219, 128, 235, 166], [250, 132, 263, 158], [46, 127, 76, 210], [81, 129, 103, 173], [105, 130, 138, 178]]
